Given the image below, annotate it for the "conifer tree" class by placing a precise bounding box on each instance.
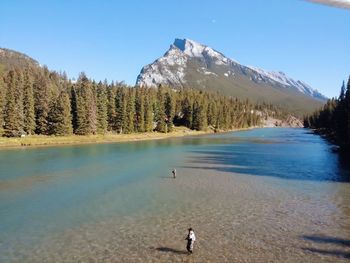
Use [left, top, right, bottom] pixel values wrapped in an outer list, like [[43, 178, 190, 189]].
[[135, 88, 145, 132], [96, 81, 108, 134], [192, 100, 203, 130], [49, 89, 73, 135], [115, 87, 126, 133], [3, 70, 24, 137], [124, 88, 135, 134], [207, 101, 217, 128], [144, 91, 154, 132], [70, 84, 78, 133], [0, 76, 5, 136], [165, 91, 175, 132], [345, 77, 350, 147], [23, 69, 35, 134], [34, 73, 50, 134], [75, 73, 97, 135], [182, 97, 192, 129], [107, 85, 117, 131], [155, 86, 167, 132]]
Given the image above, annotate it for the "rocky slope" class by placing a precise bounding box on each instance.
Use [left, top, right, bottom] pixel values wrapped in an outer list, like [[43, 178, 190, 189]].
[[136, 38, 327, 115], [0, 48, 39, 73]]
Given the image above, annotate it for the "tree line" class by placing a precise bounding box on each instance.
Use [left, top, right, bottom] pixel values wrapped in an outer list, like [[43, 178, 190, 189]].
[[0, 66, 281, 137], [304, 76, 350, 151]]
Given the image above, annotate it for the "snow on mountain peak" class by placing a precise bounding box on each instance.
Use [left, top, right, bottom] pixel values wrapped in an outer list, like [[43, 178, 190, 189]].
[[173, 38, 234, 65], [247, 66, 326, 100], [136, 38, 327, 101], [174, 38, 206, 57]]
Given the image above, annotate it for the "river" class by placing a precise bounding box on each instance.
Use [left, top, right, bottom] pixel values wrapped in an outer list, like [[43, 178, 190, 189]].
[[0, 128, 349, 262]]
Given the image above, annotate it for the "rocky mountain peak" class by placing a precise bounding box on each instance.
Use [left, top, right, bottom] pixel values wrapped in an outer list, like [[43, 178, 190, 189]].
[[136, 38, 327, 114]]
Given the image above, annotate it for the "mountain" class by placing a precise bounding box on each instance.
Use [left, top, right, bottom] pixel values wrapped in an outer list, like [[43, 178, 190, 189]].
[[0, 48, 39, 74], [136, 38, 327, 115]]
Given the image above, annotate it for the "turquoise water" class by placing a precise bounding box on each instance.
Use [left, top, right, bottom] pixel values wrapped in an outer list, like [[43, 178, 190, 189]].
[[0, 128, 349, 262]]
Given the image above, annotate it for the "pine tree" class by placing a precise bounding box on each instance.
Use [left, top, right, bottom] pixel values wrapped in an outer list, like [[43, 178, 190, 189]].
[[155, 86, 167, 132], [3, 70, 24, 137], [339, 81, 346, 101], [345, 76, 350, 148], [107, 85, 117, 131], [135, 88, 145, 132], [70, 84, 78, 133], [75, 73, 97, 135], [0, 76, 5, 136], [165, 91, 175, 132], [115, 87, 126, 133], [144, 91, 154, 132], [34, 73, 50, 134], [182, 97, 192, 129], [23, 69, 35, 135], [335, 81, 348, 146], [124, 88, 135, 134], [96, 81, 108, 134], [49, 89, 73, 135], [192, 100, 201, 130]]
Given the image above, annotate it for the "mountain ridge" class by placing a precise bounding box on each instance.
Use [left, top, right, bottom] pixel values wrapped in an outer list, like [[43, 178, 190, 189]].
[[136, 38, 327, 115]]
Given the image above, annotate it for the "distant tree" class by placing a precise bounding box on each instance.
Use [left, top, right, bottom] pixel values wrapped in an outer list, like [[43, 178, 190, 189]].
[[96, 81, 108, 134], [164, 91, 175, 132], [124, 88, 135, 134], [192, 99, 207, 130], [23, 69, 35, 135], [207, 101, 217, 128], [345, 77, 350, 148], [144, 91, 154, 132], [70, 84, 78, 133], [49, 89, 73, 135], [0, 76, 5, 136], [75, 73, 97, 135], [107, 84, 117, 131], [34, 72, 50, 134], [115, 87, 126, 133], [306, 76, 350, 151], [182, 97, 193, 129], [135, 88, 145, 132], [3, 70, 24, 137], [155, 86, 167, 132]]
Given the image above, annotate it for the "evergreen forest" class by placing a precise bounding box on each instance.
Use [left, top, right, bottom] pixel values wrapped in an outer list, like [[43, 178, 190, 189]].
[[0, 66, 289, 137], [304, 76, 350, 152]]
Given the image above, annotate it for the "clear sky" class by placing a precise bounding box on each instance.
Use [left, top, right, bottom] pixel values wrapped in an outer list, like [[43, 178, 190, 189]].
[[0, 0, 349, 98]]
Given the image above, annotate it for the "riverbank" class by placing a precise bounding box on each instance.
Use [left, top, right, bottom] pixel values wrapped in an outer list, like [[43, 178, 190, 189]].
[[0, 126, 216, 149], [310, 128, 350, 154]]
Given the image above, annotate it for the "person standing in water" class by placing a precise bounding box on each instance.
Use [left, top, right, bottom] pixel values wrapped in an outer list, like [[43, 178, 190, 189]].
[[185, 228, 196, 254], [172, 168, 176, 179]]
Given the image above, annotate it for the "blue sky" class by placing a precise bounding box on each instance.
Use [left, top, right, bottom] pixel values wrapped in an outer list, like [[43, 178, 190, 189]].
[[0, 0, 349, 98]]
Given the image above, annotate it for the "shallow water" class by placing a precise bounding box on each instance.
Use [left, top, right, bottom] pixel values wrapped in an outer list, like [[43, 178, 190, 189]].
[[0, 128, 350, 262]]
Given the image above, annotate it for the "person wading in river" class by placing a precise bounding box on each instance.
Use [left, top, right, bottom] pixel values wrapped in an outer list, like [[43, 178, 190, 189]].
[[185, 228, 196, 254], [172, 168, 176, 178]]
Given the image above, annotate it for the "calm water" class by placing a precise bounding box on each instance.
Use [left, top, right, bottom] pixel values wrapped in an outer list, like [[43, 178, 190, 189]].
[[0, 128, 349, 262]]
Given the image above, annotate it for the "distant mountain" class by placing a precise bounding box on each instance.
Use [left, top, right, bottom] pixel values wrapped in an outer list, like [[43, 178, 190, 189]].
[[0, 48, 39, 74], [136, 38, 327, 115]]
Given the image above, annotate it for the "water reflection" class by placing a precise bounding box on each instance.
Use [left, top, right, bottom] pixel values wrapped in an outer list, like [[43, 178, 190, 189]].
[[184, 129, 350, 182]]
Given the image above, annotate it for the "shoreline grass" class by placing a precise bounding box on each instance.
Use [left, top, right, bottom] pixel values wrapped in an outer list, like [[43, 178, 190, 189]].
[[0, 127, 214, 149]]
